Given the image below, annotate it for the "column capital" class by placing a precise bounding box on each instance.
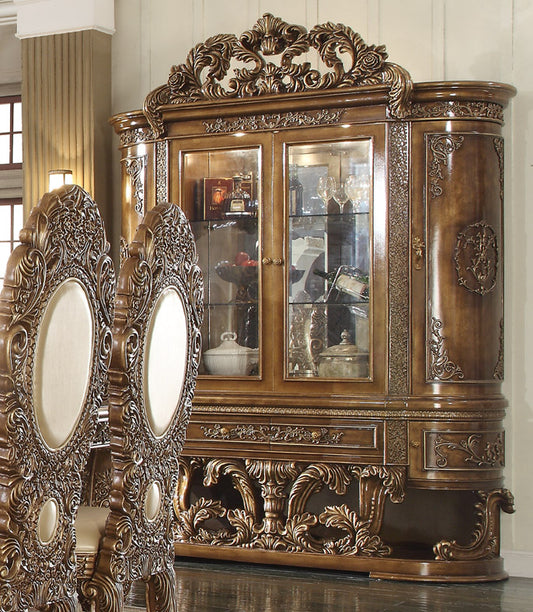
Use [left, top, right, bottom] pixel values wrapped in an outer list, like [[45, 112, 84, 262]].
[[15, 0, 114, 38]]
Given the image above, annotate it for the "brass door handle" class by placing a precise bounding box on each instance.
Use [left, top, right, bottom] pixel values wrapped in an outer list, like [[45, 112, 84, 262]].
[[412, 236, 425, 270], [262, 257, 284, 266]]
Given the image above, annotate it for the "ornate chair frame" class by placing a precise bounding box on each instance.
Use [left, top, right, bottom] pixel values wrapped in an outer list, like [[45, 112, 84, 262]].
[[0, 185, 115, 611], [78, 203, 203, 611]]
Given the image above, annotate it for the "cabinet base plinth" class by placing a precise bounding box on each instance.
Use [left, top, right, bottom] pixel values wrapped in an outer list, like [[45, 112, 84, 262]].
[[173, 543, 508, 583], [174, 456, 513, 582]]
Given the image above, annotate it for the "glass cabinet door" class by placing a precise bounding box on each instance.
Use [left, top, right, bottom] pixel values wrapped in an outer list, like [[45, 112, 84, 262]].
[[286, 139, 372, 380], [181, 147, 261, 378]]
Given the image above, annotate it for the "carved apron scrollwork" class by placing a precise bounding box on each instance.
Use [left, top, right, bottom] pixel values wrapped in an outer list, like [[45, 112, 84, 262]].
[[174, 457, 406, 558]]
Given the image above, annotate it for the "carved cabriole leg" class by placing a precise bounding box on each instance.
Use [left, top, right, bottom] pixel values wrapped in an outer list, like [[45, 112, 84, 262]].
[[80, 572, 124, 612], [434, 488, 515, 561], [145, 568, 177, 612]]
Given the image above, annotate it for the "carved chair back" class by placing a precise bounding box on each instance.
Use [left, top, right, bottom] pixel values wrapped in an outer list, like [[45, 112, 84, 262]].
[[0, 185, 115, 611], [78, 203, 203, 611]]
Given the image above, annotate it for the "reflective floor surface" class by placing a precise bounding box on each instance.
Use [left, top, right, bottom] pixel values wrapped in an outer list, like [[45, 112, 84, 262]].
[[124, 558, 532, 611]]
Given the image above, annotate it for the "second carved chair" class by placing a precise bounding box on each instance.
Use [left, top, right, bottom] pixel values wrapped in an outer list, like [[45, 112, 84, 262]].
[[76, 203, 204, 611]]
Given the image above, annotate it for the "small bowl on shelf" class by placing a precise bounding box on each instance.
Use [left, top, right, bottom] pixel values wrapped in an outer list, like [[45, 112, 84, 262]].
[[215, 261, 258, 286]]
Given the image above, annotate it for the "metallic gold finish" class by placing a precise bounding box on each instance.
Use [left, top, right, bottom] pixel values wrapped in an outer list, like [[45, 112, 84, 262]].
[[78, 204, 203, 611], [174, 458, 405, 557], [428, 317, 465, 381], [412, 236, 425, 270], [428, 134, 465, 198]]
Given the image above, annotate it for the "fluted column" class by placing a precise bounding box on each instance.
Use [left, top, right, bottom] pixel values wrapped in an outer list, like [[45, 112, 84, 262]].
[[17, 0, 115, 241]]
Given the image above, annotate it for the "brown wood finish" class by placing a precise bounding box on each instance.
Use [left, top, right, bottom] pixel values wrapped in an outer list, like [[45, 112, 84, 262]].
[[110, 14, 516, 581]]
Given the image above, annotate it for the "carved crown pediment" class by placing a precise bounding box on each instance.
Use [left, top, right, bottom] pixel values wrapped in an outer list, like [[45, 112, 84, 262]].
[[143, 13, 412, 136]]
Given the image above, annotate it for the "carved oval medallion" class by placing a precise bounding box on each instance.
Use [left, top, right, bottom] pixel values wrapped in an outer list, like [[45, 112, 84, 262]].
[[454, 221, 498, 295]]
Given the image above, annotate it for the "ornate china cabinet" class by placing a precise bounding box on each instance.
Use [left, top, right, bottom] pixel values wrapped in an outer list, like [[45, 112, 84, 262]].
[[110, 14, 516, 581]]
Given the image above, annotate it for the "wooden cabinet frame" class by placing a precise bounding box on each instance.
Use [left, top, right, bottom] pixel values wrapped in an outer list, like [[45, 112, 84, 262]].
[[111, 14, 516, 581]]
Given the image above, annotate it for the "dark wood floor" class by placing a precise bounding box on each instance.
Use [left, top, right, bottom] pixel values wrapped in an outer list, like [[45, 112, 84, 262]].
[[125, 559, 532, 611]]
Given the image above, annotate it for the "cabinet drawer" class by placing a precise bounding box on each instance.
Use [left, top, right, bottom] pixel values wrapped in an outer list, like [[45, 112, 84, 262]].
[[408, 421, 505, 489], [184, 413, 393, 464]]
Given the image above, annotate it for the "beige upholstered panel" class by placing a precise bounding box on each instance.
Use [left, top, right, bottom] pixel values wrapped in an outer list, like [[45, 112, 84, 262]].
[[144, 480, 162, 522], [143, 287, 188, 437], [33, 279, 94, 449], [75, 506, 111, 554]]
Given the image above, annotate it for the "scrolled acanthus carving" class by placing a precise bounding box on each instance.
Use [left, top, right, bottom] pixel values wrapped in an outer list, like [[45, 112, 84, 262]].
[[174, 457, 406, 558], [428, 317, 464, 381], [428, 134, 464, 198], [200, 423, 343, 445], [434, 489, 514, 561], [143, 13, 412, 136], [431, 433, 505, 469], [0, 185, 116, 611]]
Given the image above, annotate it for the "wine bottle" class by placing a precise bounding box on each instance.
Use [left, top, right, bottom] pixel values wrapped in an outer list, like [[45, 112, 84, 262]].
[[224, 175, 253, 217], [289, 165, 303, 215], [313, 266, 369, 300]]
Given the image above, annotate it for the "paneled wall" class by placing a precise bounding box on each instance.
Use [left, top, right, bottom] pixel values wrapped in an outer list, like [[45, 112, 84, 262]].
[[111, 0, 532, 574]]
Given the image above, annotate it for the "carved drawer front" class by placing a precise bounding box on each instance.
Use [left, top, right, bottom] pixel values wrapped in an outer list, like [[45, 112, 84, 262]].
[[184, 414, 272, 456], [184, 413, 388, 463], [269, 417, 385, 462], [408, 421, 505, 489]]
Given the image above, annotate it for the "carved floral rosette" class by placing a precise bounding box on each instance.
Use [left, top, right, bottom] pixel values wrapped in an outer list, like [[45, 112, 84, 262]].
[[82, 204, 203, 608], [0, 185, 115, 611], [143, 13, 413, 136]]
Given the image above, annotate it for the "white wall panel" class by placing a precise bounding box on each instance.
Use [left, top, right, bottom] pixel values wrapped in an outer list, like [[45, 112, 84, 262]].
[[0, 24, 20, 85], [149, 0, 191, 91], [317, 0, 369, 38], [379, 0, 435, 82], [444, 0, 513, 80], [112, 0, 143, 112]]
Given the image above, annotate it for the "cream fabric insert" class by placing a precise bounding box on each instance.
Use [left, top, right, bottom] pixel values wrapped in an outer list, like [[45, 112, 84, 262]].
[[33, 279, 94, 449], [143, 287, 188, 437], [38, 498, 59, 544]]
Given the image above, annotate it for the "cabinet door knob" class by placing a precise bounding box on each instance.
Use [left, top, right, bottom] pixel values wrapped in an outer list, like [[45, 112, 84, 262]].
[[262, 257, 273, 265], [272, 258, 284, 266]]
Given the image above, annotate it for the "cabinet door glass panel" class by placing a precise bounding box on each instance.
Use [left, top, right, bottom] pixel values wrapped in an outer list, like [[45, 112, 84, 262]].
[[183, 147, 260, 377], [286, 140, 372, 379]]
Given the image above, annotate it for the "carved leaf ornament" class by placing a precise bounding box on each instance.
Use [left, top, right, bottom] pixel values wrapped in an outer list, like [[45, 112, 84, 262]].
[[144, 13, 413, 136]]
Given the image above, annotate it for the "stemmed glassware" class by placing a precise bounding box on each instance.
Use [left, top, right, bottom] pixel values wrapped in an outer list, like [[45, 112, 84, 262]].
[[333, 182, 350, 213], [317, 174, 370, 213], [317, 176, 336, 211]]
